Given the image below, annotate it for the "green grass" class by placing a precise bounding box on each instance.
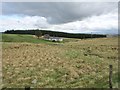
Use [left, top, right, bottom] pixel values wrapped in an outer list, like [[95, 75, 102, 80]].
[[2, 34, 54, 44], [2, 34, 119, 88]]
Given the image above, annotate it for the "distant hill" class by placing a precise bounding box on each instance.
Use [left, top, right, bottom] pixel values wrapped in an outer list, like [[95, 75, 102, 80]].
[[4, 29, 106, 39]]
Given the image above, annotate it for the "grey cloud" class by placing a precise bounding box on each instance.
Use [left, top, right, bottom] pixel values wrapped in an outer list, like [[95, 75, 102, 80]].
[[2, 2, 117, 24]]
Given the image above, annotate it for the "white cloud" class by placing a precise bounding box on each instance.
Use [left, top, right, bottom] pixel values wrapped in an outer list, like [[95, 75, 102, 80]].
[[0, 15, 50, 31], [0, 11, 118, 34], [50, 12, 118, 34]]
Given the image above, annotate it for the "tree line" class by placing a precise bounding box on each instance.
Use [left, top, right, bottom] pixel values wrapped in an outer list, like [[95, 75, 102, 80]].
[[4, 29, 106, 39]]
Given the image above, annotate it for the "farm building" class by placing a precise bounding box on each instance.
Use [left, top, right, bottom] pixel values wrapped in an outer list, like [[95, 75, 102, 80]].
[[43, 34, 50, 39], [48, 37, 63, 42], [43, 34, 63, 42]]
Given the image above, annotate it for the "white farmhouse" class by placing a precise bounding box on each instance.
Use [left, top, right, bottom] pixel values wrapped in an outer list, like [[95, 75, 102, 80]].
[[49, 37, 63, 42], [43, 34, 63, 42]]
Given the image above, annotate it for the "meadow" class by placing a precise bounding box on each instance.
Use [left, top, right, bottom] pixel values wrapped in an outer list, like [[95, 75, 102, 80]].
[[2, 34, 119, 88]]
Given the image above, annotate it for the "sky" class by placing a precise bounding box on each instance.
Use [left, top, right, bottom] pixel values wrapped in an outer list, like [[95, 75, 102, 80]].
[[0, 2, 118, 34]]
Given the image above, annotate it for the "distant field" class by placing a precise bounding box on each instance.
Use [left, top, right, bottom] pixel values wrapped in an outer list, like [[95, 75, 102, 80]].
[[2, 34, 55, 44], [2, 34, 119, 88]]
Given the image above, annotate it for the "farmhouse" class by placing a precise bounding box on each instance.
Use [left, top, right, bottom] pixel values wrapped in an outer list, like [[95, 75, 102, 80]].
[[43, 34, 63, 42], [49, 37, 63, 42]]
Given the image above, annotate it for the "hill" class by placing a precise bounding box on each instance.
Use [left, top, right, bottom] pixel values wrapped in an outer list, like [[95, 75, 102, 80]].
[[4, 29, 106, 39]]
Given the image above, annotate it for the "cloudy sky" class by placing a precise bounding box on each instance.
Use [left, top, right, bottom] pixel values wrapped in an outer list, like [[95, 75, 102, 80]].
[[0, 2, 118, 34]]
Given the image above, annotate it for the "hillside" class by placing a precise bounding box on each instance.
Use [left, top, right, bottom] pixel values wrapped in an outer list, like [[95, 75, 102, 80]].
[[2, 34, 55, 44], [2, 34, 119, 88]]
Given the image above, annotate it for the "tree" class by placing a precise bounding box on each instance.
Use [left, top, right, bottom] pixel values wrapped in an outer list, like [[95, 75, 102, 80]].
[[35, 30, 42, 39]]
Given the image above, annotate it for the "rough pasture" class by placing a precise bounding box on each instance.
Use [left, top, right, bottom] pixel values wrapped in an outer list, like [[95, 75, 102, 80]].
[[2, 36, 118, 88]]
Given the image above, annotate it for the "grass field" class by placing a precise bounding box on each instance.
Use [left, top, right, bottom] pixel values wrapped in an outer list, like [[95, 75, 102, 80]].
[[2, 34, 55, 44], [2, 34, 119, 88]]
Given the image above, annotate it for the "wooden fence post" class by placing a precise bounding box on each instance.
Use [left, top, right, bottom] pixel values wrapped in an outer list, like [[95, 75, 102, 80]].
[[109, 65, 113, 89]]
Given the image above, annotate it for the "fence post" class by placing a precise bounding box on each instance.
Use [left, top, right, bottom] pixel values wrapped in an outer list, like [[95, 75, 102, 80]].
[[109, 65, 113, 89]]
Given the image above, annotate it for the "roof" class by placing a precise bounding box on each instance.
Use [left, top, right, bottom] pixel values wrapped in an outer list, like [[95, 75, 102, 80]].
[[49, 37, 62, 39]]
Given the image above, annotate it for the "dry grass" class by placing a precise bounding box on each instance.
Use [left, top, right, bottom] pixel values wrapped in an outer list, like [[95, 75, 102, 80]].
[[2, 37, 118, 88], [0, 42, 2, 89]]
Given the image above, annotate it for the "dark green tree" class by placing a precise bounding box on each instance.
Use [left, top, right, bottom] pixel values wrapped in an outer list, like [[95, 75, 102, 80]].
[[35, 30, 42, 39]]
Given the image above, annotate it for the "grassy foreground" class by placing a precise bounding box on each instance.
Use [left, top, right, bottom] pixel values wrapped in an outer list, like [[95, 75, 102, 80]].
[[2, 34, 119, 88]]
